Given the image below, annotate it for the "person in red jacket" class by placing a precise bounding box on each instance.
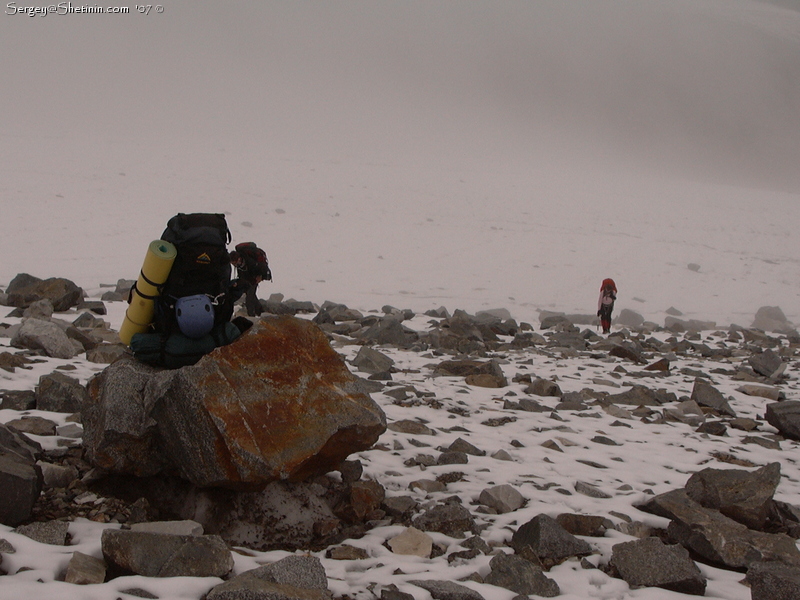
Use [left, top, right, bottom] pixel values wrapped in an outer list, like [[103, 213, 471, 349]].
[[597, 278, 617, 334]]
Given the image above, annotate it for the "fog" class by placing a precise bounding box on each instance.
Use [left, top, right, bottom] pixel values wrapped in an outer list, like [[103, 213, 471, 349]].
[[1, 1, 799, 324], [3, 0, 799, 187]]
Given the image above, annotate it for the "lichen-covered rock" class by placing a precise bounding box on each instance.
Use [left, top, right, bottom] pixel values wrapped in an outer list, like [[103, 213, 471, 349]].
[[84, 316, 386, 489]]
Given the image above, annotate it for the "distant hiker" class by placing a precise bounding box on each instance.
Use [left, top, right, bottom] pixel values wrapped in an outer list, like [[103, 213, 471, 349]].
[[229, 242, 272, 316], [597, 278, 617, 334]]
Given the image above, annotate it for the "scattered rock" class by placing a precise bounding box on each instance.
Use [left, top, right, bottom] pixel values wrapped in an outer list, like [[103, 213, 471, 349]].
[[484, 552, 560, 597], [609, 536, 706, 595]]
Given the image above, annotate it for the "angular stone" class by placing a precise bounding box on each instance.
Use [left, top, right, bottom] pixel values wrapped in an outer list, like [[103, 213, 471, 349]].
[[556, 514, 608, 537], [637, 489, 800, 569], [0, 424, 43, 526], [690, 379, 736, 417], [412, 503, 477, 537], [207, 555, 331, 600], [510, 513, 592, 561], [408, 580, 485, 600], [387, 420, 436, 435], [351, 346, 394, 375], [525, 378, 562, 397], [766, 401, 800, 441], [479, 484, 525, 514], [16, 520, 70, 545], [102, 529, 233, 578], [388, 526, 433, 557], [484, 552, 560, 597], [6, 274, 83, 311], [447, 437, 485, 456], [35, 371, 88, 413], [685, 463, 781, 530], [131, 520, 204, 536], [749, 349, 783, 378], [610, 537, 706, 595], [11, 318, 80, 359], [84, 317, 387, 488], [64, 551, 107, 585], [737, 384, 781, 401], [747, 560, 800, 600]]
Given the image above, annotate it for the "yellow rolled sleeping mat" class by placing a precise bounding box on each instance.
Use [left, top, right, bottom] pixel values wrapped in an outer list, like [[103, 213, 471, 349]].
[[119, 240, 177, 346]]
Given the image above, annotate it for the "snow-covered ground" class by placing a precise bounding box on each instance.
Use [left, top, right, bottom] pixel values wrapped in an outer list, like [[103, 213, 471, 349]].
[[1, 0, 800, 598]]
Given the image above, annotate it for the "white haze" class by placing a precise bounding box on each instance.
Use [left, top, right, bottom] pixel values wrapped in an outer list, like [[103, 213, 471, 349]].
[[1, 0, 799, 328]]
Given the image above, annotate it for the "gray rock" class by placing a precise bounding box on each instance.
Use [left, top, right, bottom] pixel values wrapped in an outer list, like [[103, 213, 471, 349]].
[[6, 274, 83, 311], [85, 343, 127, 364], [690, 379, 736, 417], [752, 306, 791, 332], [0, 424, 43, 526], [747, 561, 800, 600], [637, 489, 800, 569], [387, 419, 436, 435], [131, 520, 204, 536], [16, 520, 70, 545], [749, 349, 784, 378], [356, 316, 418, 348], [23, 298, 54, 319], [737, 384, 781, 401], [766, 401, 800, 441], [64, 551, 107, 585], [412, 502, 477, 538], [37, 461, 78, 489], [479, 484, 525, 514], [510, 513, 592, 562], [484, 552, 560, 597], [6, 416, 57, 436], [447, 437, 485, 456], [685, 463, 781, 530], [525, 378, 562, 398], [11, 318, 80, 359], [610, 537, 706, 595], [351, 346, 394, 375], [556, 514, 608, 537], [101, 529, 233, 578], [0, 390, 36, 411], [206, 554, 332, 600], [35, 371, 88, 413], [409, 579, 485, 600], [605, 384, 668, 407], [615, 308, 645, 328]]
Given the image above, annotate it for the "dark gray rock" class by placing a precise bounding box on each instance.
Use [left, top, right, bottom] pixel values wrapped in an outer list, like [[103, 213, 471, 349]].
[[747, 560, 800, 600], [351, 346, 394, 375], [749, 349, 784, 378], [766, 401, 800, 441], [0, 390, 36, 410], [615, 308, 645, 328], [637, 489, 800, 569], [685, 463, 781, 530], [690, 379, 736, 417], [356, 316, 418, 348], [102, 529, 233, 578], [610, 537, 706, 595], [35, 371, 88, 413], [447, 437, 485, 456], [556, 514, 608, 537], [6, 274, 84, 311], [409, 579, 485, 600], [524, 378, 562, 398], [605, 384, 668, 407], [510, 513, 592, 562], [412, 503, 477, 538], [0, 424, 43, 526], [484, 552, 560, 597]]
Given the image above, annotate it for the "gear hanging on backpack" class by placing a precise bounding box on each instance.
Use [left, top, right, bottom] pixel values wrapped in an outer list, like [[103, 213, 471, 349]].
[[154, 213, 234, 335]]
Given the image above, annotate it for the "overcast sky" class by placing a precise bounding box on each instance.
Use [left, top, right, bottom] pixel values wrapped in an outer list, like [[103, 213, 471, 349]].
[[2, 0, 799, 192]]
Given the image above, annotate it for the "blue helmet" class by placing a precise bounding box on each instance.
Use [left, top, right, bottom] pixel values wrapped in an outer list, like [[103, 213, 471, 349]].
[[174, 295, 215, 338]]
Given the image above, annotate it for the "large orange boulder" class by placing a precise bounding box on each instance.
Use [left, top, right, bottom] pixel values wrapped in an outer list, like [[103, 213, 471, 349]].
[[83, 316, 386, 489]]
